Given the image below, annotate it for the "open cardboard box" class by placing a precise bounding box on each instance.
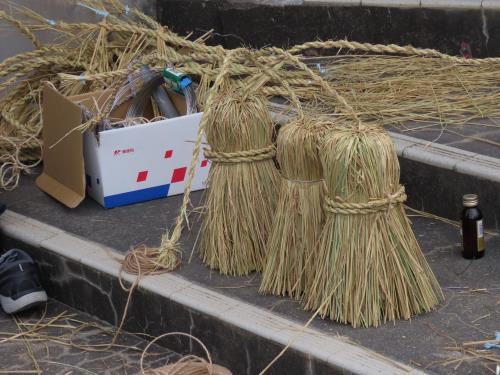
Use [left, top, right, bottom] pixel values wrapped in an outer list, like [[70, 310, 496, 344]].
[[36, 85, 209, 208]]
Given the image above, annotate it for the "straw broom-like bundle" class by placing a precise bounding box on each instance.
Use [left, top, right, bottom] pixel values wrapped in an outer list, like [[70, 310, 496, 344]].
[[200, 81, 280, 276], [308, 125, 443, 328], [260, 117, 327, 298]]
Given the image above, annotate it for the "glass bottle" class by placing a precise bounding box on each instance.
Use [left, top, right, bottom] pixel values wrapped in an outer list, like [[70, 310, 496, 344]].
[[461, 194, 485, 259]]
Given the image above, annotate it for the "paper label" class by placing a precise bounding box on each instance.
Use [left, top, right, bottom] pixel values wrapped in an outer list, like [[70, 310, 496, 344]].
[[477, 220, 485, 252]]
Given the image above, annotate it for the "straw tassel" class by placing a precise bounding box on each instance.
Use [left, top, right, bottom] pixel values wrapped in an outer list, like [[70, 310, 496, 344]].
[[200, 82, 281, 276], [260, 117, 327, 298], [308, 125, 443, 328]]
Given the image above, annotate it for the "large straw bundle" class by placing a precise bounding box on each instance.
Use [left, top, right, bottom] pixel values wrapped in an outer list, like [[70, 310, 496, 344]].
[[308, 125, 443, 328], [200, 83, 280, 276], [260, 117, 327, 298], [3, 1, 500, 190]]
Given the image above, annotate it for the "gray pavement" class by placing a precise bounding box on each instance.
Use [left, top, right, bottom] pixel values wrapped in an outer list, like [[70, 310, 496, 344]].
[[1, 298, 178, 374], [1, 171, 499, 374]]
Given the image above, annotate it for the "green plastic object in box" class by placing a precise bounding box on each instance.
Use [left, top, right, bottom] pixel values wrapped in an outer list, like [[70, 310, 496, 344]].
[[163, 68, 193, 92]]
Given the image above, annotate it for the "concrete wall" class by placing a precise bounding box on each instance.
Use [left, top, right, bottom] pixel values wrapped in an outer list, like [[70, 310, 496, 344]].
[[230, 0, 500, 8], [2, 0, 498, 60], [157, 0, 500, 57]]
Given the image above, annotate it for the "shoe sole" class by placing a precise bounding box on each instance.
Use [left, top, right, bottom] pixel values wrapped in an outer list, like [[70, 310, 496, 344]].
[[0, 291, 48, 314]]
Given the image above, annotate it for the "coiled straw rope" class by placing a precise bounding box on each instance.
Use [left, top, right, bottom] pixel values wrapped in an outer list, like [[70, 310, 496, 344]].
[[140, 332, 231, 375]]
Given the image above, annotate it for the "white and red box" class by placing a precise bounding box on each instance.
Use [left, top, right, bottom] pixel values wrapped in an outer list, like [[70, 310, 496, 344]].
[[37, 85, 209, 209]]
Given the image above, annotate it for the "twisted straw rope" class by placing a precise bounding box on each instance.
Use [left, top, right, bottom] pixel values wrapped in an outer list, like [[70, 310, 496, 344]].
[[53, 23, 500, 94], [51, 20, 223, 56], [53, 20, 500, 65], [0, 46, 67, 72], [0, 56, 87, 94], [324, 186, 407, 215], [204, 145, 276, 164], [0, 10, 41, 49], [288, 40, 500, 65], [122, 244, 179, 275]]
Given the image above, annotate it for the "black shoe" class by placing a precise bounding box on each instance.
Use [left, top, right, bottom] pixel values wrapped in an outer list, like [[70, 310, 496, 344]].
[[0, 249, 47, 314]]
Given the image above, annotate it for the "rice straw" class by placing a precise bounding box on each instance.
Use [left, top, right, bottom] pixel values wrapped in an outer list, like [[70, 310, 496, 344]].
[[260, 117, 328, 298], [201, 77, 280, 275], [308, 125, 443, 327]]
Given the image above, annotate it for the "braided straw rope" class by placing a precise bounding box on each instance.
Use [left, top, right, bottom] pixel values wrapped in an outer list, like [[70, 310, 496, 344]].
[[0, 46, 67, 71], [287, 39, 500, 65], [324, 186, 407, 215], [53, 19, 500, 66], [0, 10, 41, 49], [3, 1, 500, 191], [204, 144, 276, 164], [2, 3, 500, 196]]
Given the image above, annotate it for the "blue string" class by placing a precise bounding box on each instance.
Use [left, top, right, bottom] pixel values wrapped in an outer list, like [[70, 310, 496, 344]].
[[77, 2, 109, 18], [316, 63, 326, 75], [125, 5, 130, 16], [483, 332, 500, 349], [484, 343, 500, 349], [79, 73, 87, 84], [45, 18, 57, 26]]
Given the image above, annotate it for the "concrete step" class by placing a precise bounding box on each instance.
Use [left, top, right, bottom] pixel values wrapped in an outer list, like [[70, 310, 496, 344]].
[[270, 105, 500, 231], [1, 200, 499, 375], [0, 107, 498, 375], [1, 297, 179, 374], [0, 211, 427, 375], [394, 131, 500, 231]]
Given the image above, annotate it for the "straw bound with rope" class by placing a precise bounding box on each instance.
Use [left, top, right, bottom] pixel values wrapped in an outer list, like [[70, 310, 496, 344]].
[[309, 125, 443, 328], [2, 0, 497, 329]]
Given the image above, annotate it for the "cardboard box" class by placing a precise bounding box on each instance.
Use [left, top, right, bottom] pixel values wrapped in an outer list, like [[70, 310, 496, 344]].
[[37, 86, 209, 208]]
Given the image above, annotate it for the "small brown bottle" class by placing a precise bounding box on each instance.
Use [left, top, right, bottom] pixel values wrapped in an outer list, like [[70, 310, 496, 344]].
[[461, 194, 485, 259]]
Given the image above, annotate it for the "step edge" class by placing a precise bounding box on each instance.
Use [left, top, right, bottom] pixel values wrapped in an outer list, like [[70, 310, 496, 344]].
[[269, 107, 500, 184], [0, 210, 426, 375]]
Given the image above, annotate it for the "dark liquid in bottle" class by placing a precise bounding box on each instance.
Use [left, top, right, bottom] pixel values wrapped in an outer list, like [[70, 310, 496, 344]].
[[461, 206, 485, 259]]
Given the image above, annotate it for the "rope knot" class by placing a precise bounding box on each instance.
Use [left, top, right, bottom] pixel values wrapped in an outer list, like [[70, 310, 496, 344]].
[[204, 144, 275, 164], [324, 185, 406, 215]]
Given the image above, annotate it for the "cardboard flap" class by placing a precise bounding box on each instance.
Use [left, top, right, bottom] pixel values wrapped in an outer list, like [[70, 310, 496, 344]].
[[36, 174, 84, 208], [36, 85, 85, 208]]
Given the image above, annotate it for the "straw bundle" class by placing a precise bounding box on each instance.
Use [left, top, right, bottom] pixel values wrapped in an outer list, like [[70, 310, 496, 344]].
[[308, 125, 443, 328], [3, 1, 500, 190], [200, 83, 280, 275], [260, 117, 327, 298], [303, 54, 500, 128]]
